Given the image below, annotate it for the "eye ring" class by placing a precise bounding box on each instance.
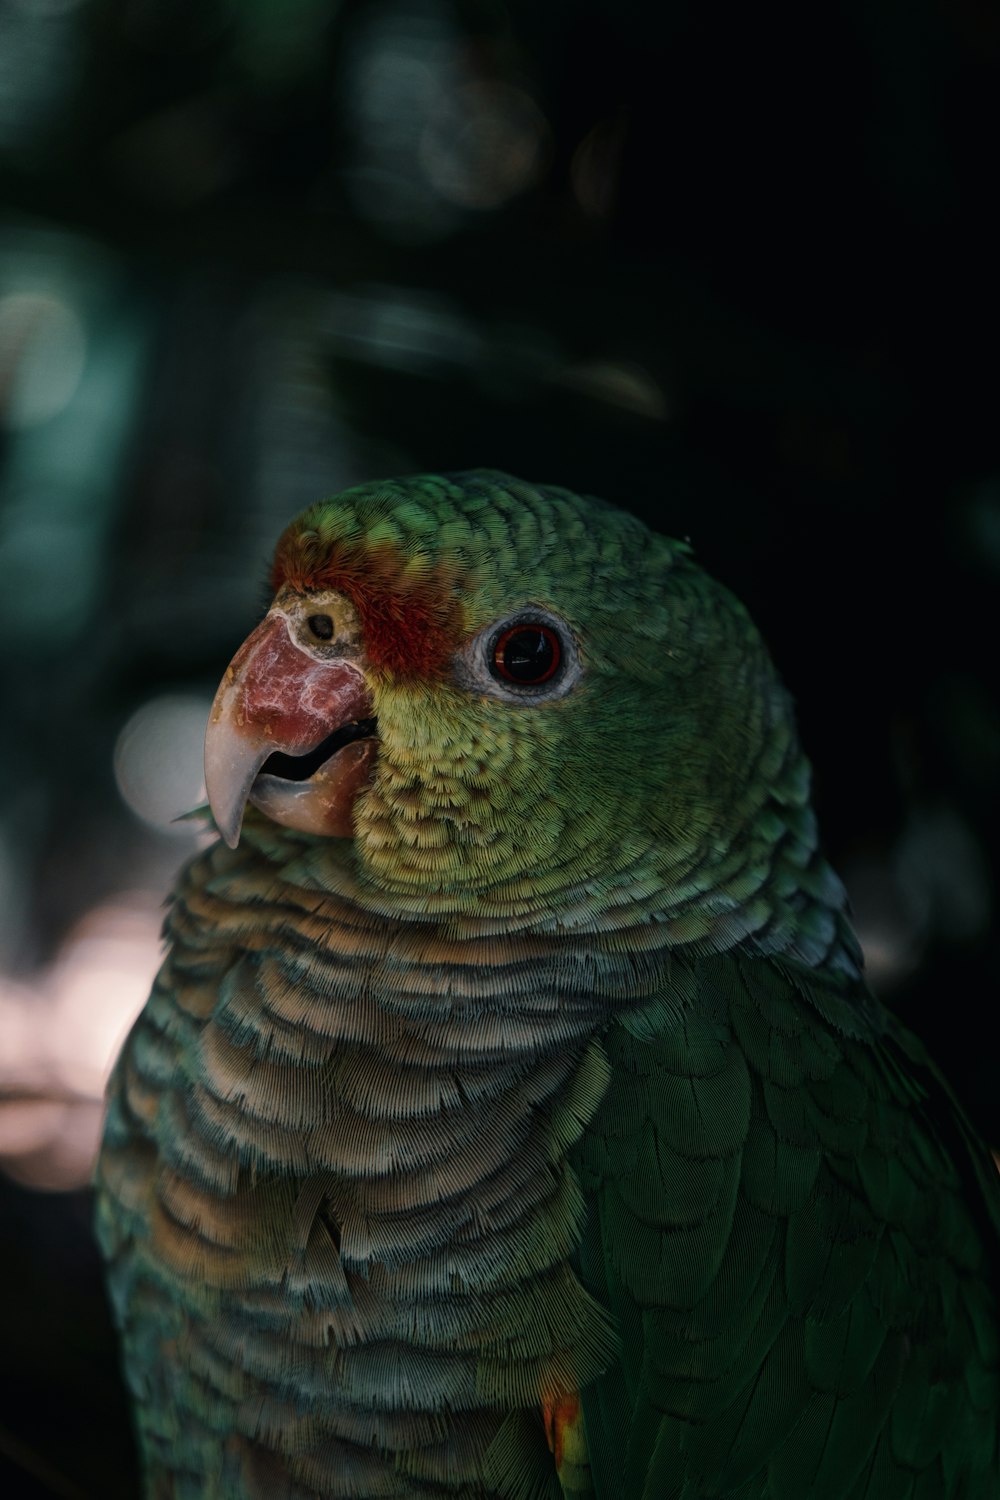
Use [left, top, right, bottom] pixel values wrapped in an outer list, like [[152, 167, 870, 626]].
[[490, 623, 563, 686]]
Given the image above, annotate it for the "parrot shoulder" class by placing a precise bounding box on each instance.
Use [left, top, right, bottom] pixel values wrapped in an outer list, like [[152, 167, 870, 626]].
[[573, 950, 1000, 1499]]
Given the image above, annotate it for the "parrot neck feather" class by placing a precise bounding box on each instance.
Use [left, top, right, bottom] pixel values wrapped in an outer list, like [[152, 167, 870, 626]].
[[238, 721, 863, 984]]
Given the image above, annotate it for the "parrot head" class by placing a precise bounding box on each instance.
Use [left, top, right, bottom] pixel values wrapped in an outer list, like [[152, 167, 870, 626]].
[[205, 471, 803, 933]]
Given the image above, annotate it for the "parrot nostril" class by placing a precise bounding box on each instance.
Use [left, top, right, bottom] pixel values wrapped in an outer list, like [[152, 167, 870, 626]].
[[307, 614, 335, 640]]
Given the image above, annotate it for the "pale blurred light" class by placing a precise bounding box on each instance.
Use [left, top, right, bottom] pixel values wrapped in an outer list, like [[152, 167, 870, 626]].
[[555, 360, 670, 420], [0, 290, 87, 428], [342, 0, 549, 237], [48, 902, 163, 1095], [0, 898, 162, 1098], [343, 0, 462, 241], [846, 805, 991, 990], [327, 284, 484, 375], [843, 855, 923, 990], [570, 114, 628, 219], [0, 896, 163, 1190], [420, 82, 549, 210], [0, 1101, 104, 1192], [0, 230, 152, 654], [114, 693, 212, 833]]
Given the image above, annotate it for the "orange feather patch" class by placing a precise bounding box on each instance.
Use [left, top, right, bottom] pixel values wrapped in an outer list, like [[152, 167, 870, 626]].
[[542, 1391, 582, 1475]]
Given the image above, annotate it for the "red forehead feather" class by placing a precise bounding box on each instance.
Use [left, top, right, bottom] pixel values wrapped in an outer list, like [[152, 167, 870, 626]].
[[270, 534, 466, 677]]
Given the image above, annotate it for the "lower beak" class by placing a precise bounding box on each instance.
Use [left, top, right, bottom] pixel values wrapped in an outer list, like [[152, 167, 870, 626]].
[[204, 612, 376, 847]]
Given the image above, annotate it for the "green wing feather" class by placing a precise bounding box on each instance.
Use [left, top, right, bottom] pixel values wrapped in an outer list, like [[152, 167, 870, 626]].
[[574, 954, 1000, 1499]]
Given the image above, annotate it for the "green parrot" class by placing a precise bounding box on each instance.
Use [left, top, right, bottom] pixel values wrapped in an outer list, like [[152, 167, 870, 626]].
[[95, 471, 1000, 1499]]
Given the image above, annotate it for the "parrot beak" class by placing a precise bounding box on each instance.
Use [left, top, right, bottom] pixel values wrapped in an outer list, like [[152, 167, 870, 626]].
[[204, 611, 377, 847]]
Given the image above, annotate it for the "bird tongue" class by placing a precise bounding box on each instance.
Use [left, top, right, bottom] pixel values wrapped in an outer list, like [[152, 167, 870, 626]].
[[249, 738, 378, 839]]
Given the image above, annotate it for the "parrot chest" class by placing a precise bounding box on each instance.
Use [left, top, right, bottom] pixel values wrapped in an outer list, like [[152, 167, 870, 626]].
[[97, 872, 618, 1496]]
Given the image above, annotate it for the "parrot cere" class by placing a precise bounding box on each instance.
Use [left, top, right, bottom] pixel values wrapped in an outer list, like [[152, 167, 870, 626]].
[[95, 471, 1000, 1499]]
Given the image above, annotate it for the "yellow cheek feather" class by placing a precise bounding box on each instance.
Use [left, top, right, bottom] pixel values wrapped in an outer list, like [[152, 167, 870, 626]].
[[352, 675, 570, 900]]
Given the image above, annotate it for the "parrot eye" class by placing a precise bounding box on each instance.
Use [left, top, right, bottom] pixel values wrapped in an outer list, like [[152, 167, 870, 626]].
[[307, 614, 334, 641], [490, 624, 562, 685], [457, 607, 580, 701]]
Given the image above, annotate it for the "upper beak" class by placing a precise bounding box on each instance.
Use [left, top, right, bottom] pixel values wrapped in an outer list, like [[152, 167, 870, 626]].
[[204, 611, 375, 847]]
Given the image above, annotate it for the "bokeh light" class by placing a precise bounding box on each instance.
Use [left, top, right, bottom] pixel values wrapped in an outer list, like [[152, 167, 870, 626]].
[[420, 82, 549, 210], [113, 694, 212, 833], [0, 290, 87, 428], [0, 897, 163, 1191]]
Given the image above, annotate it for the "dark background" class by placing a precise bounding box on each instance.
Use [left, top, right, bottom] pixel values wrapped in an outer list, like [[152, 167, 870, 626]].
[[1, 2, 998, 1495]]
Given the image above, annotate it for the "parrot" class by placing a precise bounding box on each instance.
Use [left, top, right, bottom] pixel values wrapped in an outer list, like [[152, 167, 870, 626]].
[[94, 470, 1000, 1499]]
